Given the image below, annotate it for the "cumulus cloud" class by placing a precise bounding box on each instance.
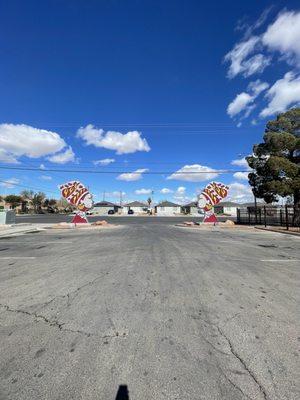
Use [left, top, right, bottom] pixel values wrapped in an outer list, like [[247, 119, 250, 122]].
[[47, 146, 75, 164], [0, 123, 73, 164], [262, 10, 300, 65], [93, 158, 115, 166], [160, 188, 173, 194], [167, 164, 218, 182], [227, 182, 253, 203], [135, 188, 152, 195], [117, 168, 148, 182], [0, 178, 20, 188], [260, 72, 300, 117], [233, 172, 249, 180], [227, 80, 269, 118], [77, 125, 150, 155], [231, 157, 249, 168]]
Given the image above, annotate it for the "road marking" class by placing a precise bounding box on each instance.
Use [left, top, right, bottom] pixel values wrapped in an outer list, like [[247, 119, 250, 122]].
[[0, 241, 73, 244], [261, 259, 300, 262], [0, 257, 36, 260]]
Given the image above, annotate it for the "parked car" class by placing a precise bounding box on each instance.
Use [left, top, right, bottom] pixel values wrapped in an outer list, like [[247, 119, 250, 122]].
[[108, 210, 115, 215], [128, 209, 134, 215]]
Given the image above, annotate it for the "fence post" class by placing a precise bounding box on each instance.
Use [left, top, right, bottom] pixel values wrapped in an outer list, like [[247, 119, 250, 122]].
[[248, 209, 251, 225], [285, 205, 289, 230], [280, 209, 283, 226], [237, 208, 240, 224], [263, 206, 267, 227], [259, 208, 262, 224]]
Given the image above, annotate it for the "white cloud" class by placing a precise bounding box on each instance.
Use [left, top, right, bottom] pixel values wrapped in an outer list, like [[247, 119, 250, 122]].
[[39, 164, 46, 170], [227, 92, 254, 118], [40, 175, 52, 181], [224, 36, 271, 78], [227, 80, 269, 118], [106, 191, 126, 198], [93, 158, 115, 166], [176, 186, 186, 194], [262, 10, 300, 65], [47, 146, 75, 164], [0, 178, 20, 189], [135, 188, 152, 195], [77, 125, 150, 155], [233, 172, 249, 180], [0, 123, 72, 163], [167, 164, 218, 182], [260, 72, 300, 117], [117, 168, 148, 182], [0, 149, 19, 164], [160, 188, 173, 194], [231, 157, 249, 168], [227, 182, 253, 203]]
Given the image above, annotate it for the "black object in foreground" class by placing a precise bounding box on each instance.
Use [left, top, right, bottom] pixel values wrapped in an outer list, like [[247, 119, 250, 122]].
[[115, 385, 129, 400]]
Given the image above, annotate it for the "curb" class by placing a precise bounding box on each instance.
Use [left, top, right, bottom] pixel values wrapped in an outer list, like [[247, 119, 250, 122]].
[[254, 226, 300, 237]]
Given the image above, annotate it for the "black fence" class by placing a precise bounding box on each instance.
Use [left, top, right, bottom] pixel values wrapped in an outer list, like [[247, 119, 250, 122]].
[[237, 205, 300, 230]]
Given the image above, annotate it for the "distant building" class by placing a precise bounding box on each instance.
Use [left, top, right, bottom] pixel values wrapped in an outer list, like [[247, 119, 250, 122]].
[[123, 201, 147, 214], [182, 201, 199, 215], [214, 201, 240, 216], [155, 201, 181, 215], [92, 201, 121, 215]]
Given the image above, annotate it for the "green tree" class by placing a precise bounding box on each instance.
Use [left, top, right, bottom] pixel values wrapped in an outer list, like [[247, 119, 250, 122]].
[[5, 195, 22, 209], [247, 108, 300, 219], [31, 192, 46, 213], [147, 197, 152, 207]]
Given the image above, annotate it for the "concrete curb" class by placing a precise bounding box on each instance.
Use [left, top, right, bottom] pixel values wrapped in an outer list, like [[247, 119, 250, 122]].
[[254, 226, 300, 237]]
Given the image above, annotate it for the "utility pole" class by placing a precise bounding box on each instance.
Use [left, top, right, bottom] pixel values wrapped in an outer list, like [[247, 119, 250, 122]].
[[119, 191, 123, 207]]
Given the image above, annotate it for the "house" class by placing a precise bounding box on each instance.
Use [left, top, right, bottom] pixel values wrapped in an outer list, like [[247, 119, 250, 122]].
[[213, 201, 239, 216], [92, 201, 121, 215], [123, 201, 148, 214], [182, 201, 200, 215], [155, 201, 181, 216]]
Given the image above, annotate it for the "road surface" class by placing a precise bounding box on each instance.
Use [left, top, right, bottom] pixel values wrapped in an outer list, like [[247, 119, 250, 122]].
[[0, 220, 299, 399], [16, 214, 235, 225]]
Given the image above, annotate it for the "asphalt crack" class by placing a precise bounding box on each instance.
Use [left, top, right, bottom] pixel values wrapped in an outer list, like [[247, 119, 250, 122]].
[[0, 304, 125, 341], [217, 326, 268, 400]]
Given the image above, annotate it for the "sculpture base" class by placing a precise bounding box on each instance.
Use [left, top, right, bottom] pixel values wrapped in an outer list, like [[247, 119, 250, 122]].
[[71, 212, 88, 224]]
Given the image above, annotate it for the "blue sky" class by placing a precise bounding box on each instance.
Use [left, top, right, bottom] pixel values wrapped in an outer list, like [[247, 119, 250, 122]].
[[1, 0, 300, 204]]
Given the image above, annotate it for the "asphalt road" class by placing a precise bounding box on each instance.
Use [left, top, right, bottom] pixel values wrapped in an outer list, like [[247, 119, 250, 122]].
[[0, 221, 299, 400], [16, 214, 235, 225]]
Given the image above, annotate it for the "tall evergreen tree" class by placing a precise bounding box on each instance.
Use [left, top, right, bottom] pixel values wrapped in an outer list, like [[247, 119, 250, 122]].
[[247, 108, 300, 219]]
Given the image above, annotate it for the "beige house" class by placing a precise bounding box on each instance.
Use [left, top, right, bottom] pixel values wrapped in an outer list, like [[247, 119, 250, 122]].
[[155, 201, 181, 216]]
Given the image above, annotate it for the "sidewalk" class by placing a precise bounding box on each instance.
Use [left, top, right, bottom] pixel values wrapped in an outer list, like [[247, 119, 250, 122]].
[[0, 224, 47, 238]]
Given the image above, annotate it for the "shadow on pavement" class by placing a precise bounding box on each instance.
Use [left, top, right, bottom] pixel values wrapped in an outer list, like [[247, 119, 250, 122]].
[[115, 385, 129, 400]]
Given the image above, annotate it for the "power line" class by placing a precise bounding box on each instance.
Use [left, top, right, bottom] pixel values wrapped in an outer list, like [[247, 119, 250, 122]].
[[0, 179, 57, 195], [0, 165, 248, 175]]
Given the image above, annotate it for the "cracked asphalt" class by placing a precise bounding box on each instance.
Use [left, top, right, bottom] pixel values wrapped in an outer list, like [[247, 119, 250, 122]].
[[0, 221, 299, 400]]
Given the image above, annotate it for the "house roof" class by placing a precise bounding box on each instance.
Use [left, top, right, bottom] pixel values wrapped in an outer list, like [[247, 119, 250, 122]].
[[125, 201, 146, 207], [93, 201, 118, 207], [183, 201, 198, 207], [156, 201, 181, 207]]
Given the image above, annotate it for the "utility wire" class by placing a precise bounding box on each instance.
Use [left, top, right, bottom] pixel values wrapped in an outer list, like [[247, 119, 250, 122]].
[[0, 165, 248, 175]]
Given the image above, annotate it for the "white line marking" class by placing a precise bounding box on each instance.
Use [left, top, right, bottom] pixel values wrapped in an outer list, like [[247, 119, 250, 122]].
[[261, 259, 300, 262], [0, 257, 36, 260], [0, 241, 73, 244]]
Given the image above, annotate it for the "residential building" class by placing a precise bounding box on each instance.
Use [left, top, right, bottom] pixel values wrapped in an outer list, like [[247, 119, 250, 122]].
[[155, 201, 181, 215], [214, 201, 239, 216], [92, 201, 121, 215], [123, 201, 148, 214], [182, 201, 200, 215]]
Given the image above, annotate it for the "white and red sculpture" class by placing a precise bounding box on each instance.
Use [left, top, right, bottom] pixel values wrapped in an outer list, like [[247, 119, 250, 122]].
[[198, 182, 229, 223], [59, 181, 93, 223]]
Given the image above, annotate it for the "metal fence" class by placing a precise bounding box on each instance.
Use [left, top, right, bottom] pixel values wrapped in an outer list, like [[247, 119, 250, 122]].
[[237, 205, 300, 230]]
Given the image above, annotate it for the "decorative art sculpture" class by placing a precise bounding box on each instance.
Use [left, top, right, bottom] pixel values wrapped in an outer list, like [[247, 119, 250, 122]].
[[198, 181, 229, 223], [59, 181, 93, 223]]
